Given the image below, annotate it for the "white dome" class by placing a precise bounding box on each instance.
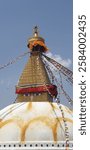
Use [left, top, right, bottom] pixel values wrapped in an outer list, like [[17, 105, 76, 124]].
[[0, 102, 73, 143]]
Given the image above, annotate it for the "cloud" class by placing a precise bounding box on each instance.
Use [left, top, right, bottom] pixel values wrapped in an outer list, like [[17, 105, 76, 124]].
[[46, 52, 71, 68]]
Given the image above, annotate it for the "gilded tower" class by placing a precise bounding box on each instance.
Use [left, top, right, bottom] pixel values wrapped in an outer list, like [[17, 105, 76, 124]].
[[16, 26, 57, 102]]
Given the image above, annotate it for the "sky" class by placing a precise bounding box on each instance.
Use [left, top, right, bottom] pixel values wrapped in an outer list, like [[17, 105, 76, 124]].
[[0, 0, 73, 109]]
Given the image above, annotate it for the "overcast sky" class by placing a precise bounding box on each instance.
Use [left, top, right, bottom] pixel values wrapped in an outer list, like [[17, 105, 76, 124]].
[[0, 0, 73, 109]]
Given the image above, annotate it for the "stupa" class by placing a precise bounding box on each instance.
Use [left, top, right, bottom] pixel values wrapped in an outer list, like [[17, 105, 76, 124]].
[[0, 27, 73, 149]]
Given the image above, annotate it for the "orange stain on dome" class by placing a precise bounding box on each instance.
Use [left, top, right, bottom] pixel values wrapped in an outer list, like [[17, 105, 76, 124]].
[[52, 121, 58, 142], [26, 102, 32, 111], [0, 114, 72, 142], [21, 123, 28, 142], [20, 116, 55, 142], [0, 119, 14, 128], [20, 116, 73, 142]]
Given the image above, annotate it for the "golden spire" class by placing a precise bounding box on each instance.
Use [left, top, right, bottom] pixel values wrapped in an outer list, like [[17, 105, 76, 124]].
[[15, 27, 57, 103]]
